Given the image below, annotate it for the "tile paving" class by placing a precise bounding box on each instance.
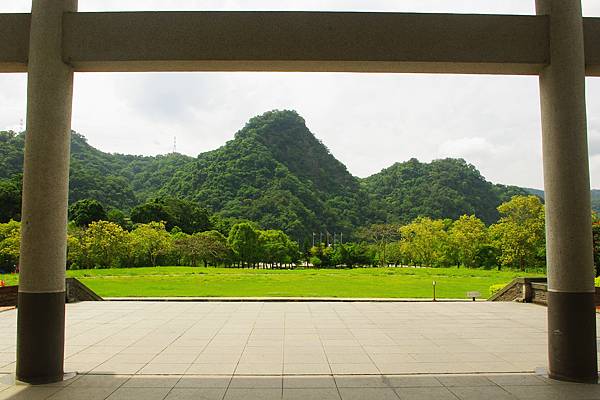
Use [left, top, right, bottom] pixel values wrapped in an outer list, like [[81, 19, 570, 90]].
[[0, 373, 599, 399], [0, 301, 597, 398]]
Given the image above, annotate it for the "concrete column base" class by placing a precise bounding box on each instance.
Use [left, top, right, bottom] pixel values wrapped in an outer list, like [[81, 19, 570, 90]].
[[547, 291, 598, 383], [16, 292, 65, 384]]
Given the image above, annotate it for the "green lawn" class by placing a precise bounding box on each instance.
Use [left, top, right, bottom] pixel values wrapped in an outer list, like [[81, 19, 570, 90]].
[[0, 266, 541, 298]]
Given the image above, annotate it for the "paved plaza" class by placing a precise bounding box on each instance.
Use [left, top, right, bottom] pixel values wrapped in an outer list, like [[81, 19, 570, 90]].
[[0, 301, 598, 399]]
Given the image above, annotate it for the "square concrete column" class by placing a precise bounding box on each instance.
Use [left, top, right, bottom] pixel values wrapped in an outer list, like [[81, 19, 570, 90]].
[[16, 0, 77, 384], [536, 0, 598, 383]]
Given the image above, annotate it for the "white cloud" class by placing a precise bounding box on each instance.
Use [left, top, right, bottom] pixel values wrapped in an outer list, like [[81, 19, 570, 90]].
[[438, 137, 503, 158]]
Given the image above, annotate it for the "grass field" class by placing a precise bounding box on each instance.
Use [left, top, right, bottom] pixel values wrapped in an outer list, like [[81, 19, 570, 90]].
[[0, 266, 541, 298]]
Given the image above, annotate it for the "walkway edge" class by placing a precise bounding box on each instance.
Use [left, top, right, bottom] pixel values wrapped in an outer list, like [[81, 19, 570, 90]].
[[103, 296, 484, 302]]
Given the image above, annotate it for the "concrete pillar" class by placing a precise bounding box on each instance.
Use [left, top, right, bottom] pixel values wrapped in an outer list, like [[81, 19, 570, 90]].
[[536, 0, 598, 383], [16, 0, 77, 384]]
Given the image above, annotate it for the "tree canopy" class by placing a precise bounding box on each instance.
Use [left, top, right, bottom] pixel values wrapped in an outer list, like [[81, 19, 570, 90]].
[[490, 195, 546, 270], [69, 199, 107, 227]]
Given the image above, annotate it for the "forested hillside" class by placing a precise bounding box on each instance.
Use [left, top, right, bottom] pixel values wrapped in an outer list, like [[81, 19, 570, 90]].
[[363, 158, 528, 225], [0, 129, 193, 210], [158, 111, 378, 239], [0, 110, 552, 236]]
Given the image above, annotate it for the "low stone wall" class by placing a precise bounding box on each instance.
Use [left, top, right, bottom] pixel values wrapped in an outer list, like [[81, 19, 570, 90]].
[[530, 282, 548, 305], [0, 285, 18, 306], [66, 278, 103, 303], [0, 279, 102, 307], [490, 281, 523, 302], [488, 277, 547, 303], [489, 278, 600, 306]]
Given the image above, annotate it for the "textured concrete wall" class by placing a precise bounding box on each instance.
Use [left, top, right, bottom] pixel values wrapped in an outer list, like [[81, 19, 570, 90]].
[[0, 12, 598, 75]]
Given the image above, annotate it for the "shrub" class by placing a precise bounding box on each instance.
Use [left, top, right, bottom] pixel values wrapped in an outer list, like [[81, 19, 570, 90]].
[[489, 283, 508, 296]]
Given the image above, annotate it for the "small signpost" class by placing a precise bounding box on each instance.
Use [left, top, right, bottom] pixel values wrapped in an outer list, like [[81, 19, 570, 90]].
[[467, 291, 480, 301], [432, 281, 436, 302]]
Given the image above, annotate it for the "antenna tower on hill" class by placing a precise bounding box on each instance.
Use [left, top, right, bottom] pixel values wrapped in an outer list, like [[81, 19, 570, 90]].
[[173, 136, 177, 153]]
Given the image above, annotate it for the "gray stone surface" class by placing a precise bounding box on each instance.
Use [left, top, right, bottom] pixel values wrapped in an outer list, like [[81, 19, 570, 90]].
[[0, 372, 596, 400], [0, 301, 594, 376], [0, 301, 598, 398]]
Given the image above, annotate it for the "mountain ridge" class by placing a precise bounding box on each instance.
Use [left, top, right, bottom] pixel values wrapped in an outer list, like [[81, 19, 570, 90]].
[[0, 109, 582, 236]]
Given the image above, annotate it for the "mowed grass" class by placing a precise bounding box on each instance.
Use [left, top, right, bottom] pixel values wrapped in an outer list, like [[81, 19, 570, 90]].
[[1, 266, 541, 298]]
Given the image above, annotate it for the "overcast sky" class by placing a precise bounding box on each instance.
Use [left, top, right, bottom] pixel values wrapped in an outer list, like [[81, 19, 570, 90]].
[[1, 1, 600, 189]]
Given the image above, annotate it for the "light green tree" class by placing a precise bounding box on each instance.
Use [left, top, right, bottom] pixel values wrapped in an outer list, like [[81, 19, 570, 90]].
[[68, 221, 129, 269], [449, 215, 488, 268], [67, 225, 87, 269], [83, 220, 129, 268], [130, 221, 173, 267], [0, 220, 20, 272], [489, 195, 545, 270], [399, 217, 448, 267]]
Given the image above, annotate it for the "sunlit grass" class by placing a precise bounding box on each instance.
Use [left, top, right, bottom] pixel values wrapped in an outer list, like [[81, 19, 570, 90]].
[[0, 266, 542, 299]]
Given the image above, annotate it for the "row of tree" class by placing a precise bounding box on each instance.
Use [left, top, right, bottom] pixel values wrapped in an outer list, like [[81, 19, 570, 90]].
[[68, 197, 212, 233], [64, 194, 546, 270], [0, 194, 594, 272], [308, 195, 546, 270], [0, 219, 299, 271]]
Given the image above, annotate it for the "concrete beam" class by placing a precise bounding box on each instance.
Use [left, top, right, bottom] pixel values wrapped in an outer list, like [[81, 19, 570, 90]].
[[0, 14, 30, 73], [62, 12, 549, 74], [0, 12, 599, 75]]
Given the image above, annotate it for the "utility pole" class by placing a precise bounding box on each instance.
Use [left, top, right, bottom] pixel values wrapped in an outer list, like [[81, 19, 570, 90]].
[[340, 232, 343, 245], [312, 232, 315, 247]]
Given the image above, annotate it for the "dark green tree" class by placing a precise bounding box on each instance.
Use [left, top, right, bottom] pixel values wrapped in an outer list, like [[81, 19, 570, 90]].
[[107, 209, 133, 231], [69, 199, 107, 227], [345, 242, 374, 267], [259, 229, 299, 267], [158, 197, 211, 234], [0, 177, 21, 223], [130, 201, 172, 227], [228, 222, 260, 267], [131, 197, 210, 233]]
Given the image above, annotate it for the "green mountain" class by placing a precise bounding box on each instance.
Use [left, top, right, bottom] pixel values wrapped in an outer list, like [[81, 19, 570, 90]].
[[0, 110, 543, 235], [362, 158, 528, 225], [523, 187, 545, 199], [0, 130, 193, 211], [158, 111, 375, 239]]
